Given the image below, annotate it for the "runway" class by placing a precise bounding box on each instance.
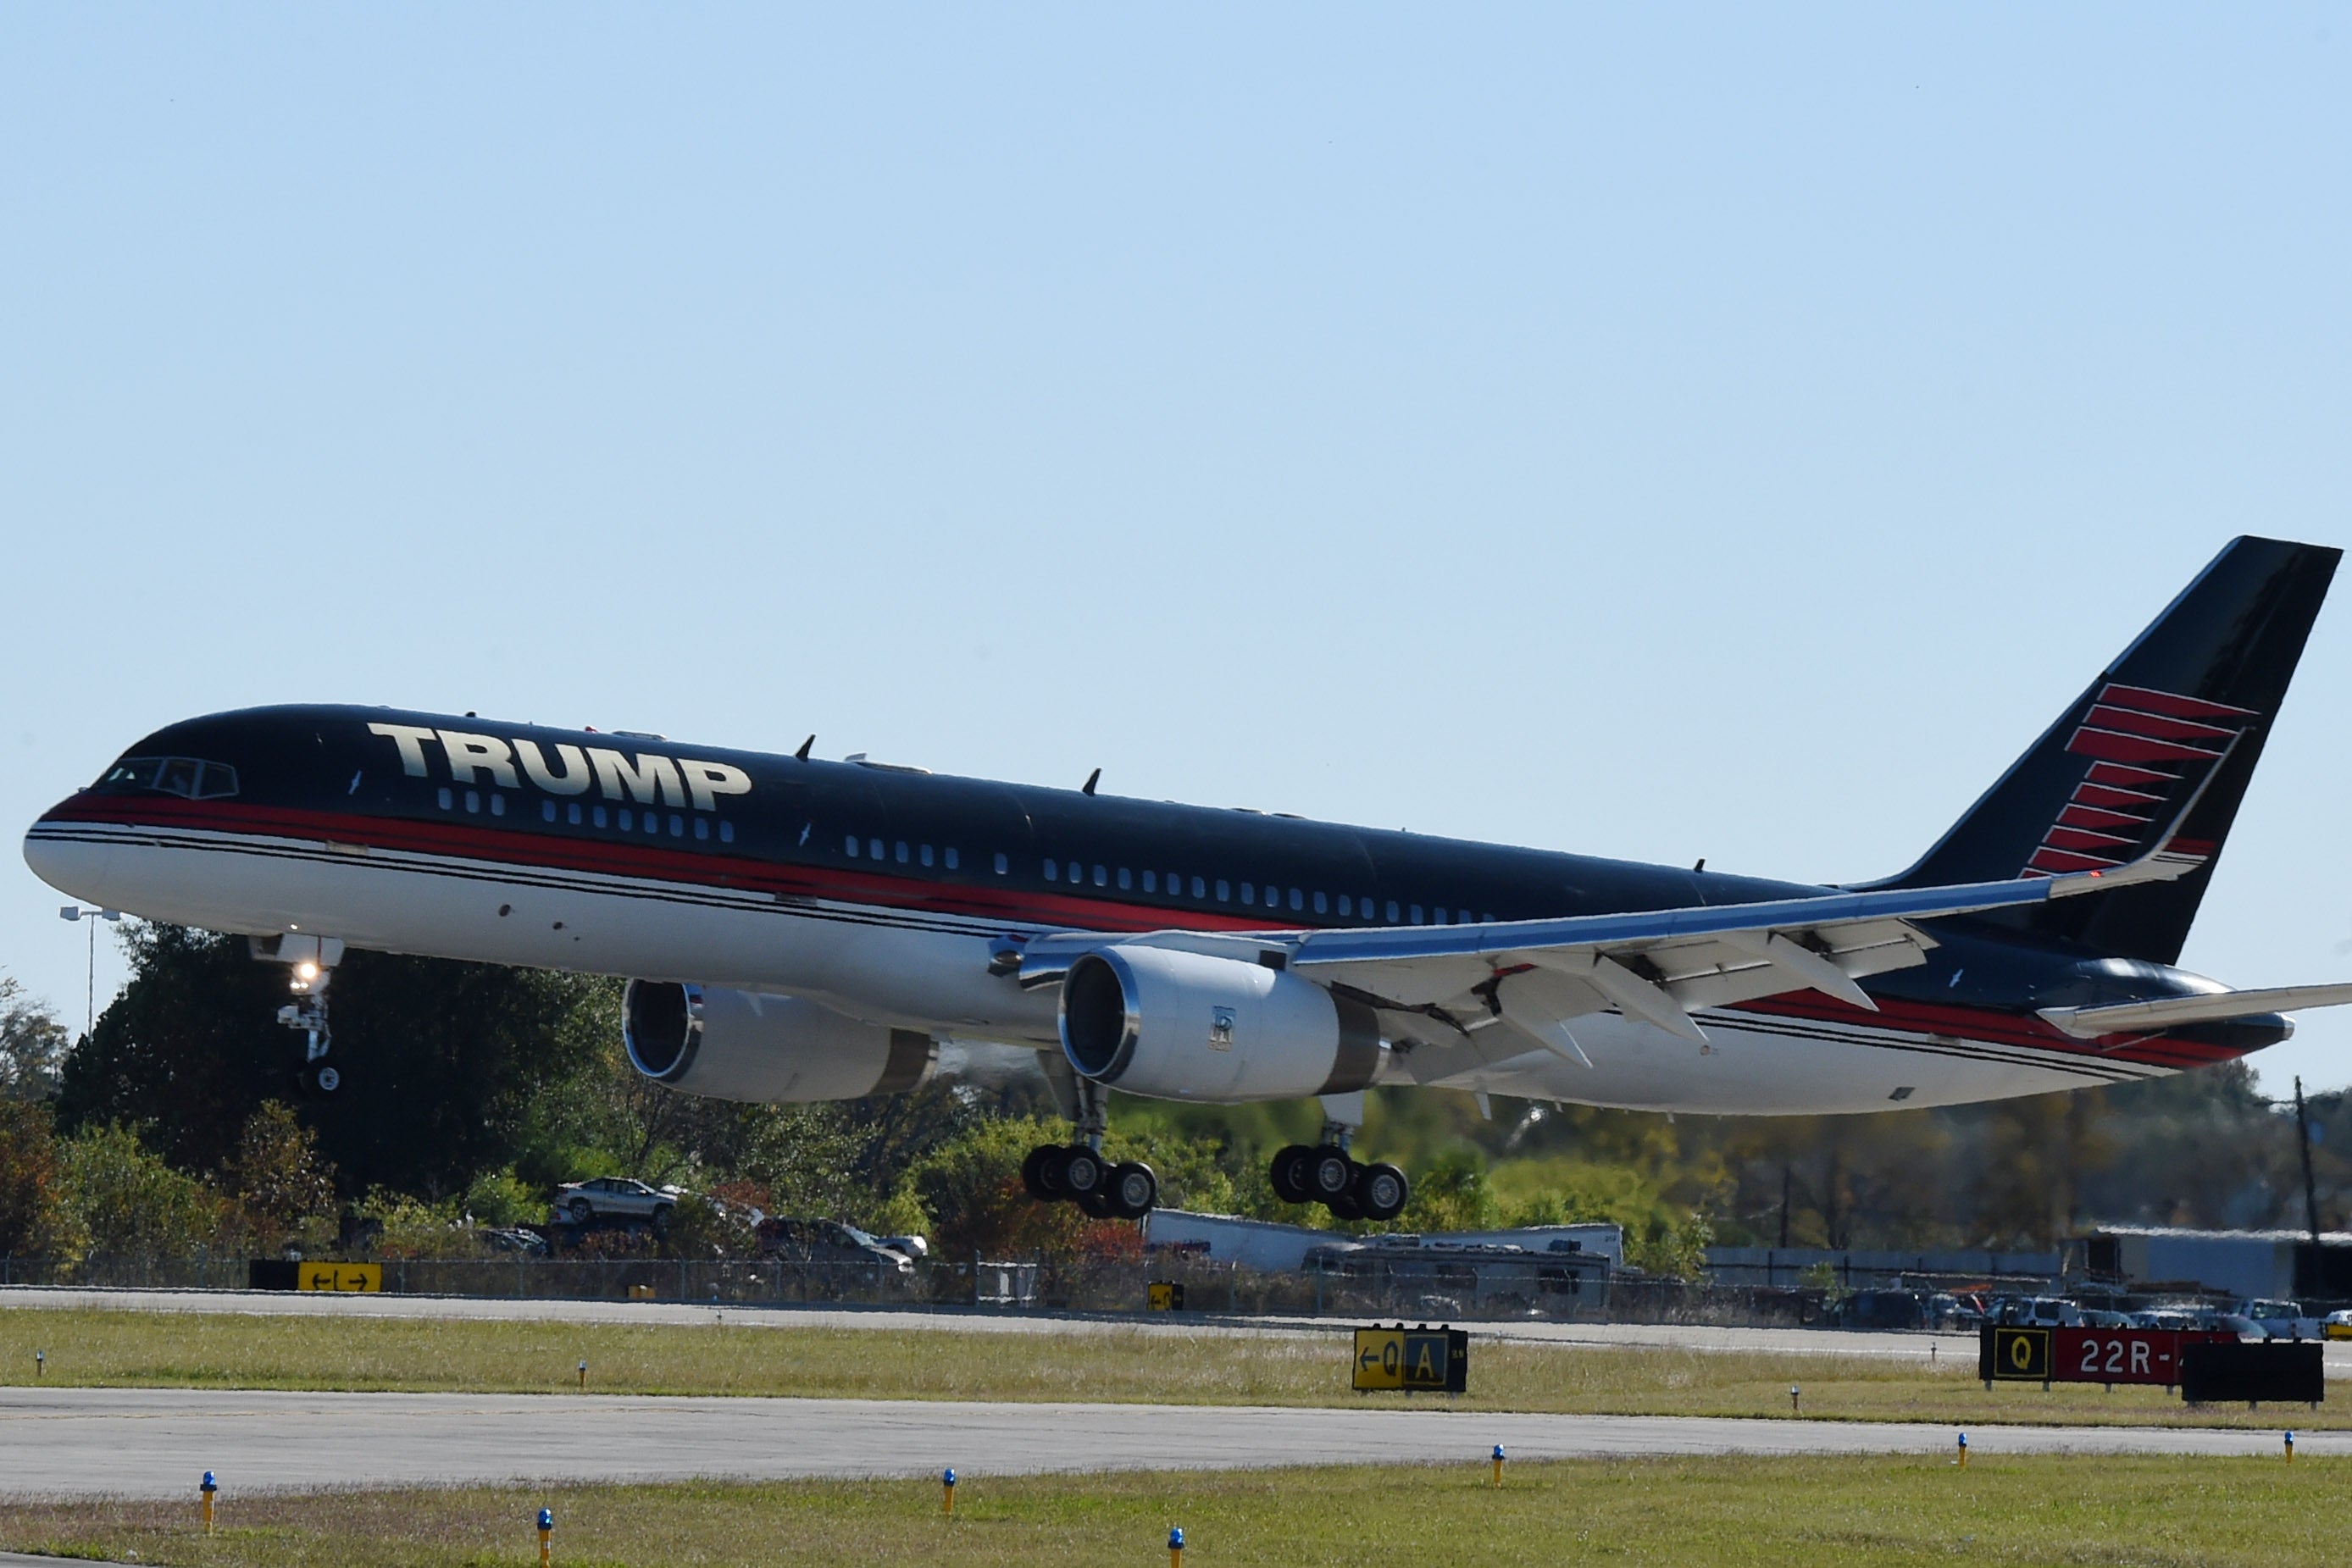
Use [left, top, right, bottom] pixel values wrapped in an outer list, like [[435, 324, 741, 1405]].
[[0, 1386, 2333, 1499]]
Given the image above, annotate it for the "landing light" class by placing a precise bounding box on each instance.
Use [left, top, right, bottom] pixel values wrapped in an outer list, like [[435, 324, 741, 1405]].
[[296, 961, 319, 981]]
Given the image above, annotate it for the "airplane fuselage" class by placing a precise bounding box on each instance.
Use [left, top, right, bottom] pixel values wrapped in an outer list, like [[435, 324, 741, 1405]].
[[23, 704, 2277, 1116]]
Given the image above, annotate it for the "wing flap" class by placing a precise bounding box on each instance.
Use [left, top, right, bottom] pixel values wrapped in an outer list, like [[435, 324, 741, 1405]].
[[2039, 982, 2352, 1039]]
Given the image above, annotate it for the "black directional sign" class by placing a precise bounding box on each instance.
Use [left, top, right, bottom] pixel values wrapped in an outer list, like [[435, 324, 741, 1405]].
[[1981, 1327, 2051, 1382], [1352, 1326, 1469, 1393]]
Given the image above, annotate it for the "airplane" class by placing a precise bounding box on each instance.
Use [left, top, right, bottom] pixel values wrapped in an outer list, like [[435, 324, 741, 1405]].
[[22, 535, 2352, 1226]]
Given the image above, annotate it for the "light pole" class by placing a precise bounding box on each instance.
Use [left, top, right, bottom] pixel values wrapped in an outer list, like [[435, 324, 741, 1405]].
[[58, 906, 121, 1039]]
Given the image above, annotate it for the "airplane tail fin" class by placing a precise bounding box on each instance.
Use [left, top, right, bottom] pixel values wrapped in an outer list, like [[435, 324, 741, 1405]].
[[1878, 535, 2339, 965]]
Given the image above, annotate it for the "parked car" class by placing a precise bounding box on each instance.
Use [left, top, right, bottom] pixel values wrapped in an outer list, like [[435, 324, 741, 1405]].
[[877, 1233, 929, 1260], [2233, 1299, 2323, 1340], [757, 1217, 916, 1274], [1994, 1296, 2083, 1327], [2321, 1308, 2352, 1341], [2080, 1308, 2135, 1328], [1833, 1289, 1926, 1331], [481, 1227, 549, 1256], [2127, 1308, 2199, 1331], [554, 1177, 683, 1231]]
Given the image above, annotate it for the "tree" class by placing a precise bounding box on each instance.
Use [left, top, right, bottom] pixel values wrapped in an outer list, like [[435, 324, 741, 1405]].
[[228, 1101, 337, 1232], [58, 925, 616, 1200], [57, 1123, 230, 1258], [0, 1100, 75, 1257], [0, 976, 69, 1101]]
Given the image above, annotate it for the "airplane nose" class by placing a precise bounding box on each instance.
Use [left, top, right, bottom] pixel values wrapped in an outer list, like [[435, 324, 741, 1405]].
[[22, 808, 119, 908]]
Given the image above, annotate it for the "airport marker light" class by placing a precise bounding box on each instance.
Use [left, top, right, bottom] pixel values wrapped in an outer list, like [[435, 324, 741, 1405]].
[[1956, 1432, 1968, 1468], [2285, 1431, 2295, 1463], [942, 1468, 957, 1515], [200, 1471, 217, 1534], [1492, 1444, 1505, 1488], [1169, 1526, 1185, 1567], [539, 1507, 553, 1565]]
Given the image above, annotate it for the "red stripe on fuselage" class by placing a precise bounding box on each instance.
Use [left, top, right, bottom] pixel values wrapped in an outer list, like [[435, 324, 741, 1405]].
[[37, 794, 1290, 936]]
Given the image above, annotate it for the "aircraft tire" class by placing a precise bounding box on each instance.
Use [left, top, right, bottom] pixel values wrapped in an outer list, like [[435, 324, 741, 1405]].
[[1270, 1144, 1315, 1205], [1059, 1145, 1108, 1202], [1356, 1162, 1409, 1223], [1323, 1187, 1363, 1222], [1109, 1161, 1157, 1220], [1022, 1144, 1062, 1202], [1306, 1145, 1355, 1203], [1075, 1186, 1116, 1220]]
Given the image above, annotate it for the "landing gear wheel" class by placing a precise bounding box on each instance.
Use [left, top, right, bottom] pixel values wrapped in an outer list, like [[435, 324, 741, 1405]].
[[1324, 1189, 1364, 1222], [1023, 1144, 1062, 1202], [1108, 1161, 1157, 1221], [1075, 1187, 1116, 1220], [1270, 1144, 1316, 1205], [1057, 1145, 1108, 1204], [568, 1197, 594, 1224], [311, 1065, 341, 1094], [1356, 1162, 1409, 1223], [1307, 1145, 1356, 1205]]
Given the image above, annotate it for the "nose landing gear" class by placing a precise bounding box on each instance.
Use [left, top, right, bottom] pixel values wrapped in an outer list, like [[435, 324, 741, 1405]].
[[252, 934, 346, 1098]]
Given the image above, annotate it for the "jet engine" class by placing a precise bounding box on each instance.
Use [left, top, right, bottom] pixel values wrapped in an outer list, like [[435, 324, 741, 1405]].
[[624, 981, 935, 1103], [1058, 946, 1381, 1102]]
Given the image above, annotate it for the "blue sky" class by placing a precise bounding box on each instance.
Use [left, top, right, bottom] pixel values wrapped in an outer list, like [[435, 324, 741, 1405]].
[[5, 8, 2349, 1092]]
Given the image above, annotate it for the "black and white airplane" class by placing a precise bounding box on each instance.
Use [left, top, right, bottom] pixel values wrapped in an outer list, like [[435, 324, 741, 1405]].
[[24, 536, 2352, 1224]]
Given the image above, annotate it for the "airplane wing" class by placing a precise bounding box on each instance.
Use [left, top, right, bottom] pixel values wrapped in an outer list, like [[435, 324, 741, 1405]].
[[2038, 983, 2352, 1041], [1013, 839, 2205, 1059]]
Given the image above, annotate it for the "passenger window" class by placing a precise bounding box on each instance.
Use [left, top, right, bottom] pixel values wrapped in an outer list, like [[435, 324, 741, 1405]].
[[1093, 864, 1108, 887], [541, 801, 557, 823], [438, 787, 453, 811], [1460, 910, 1473, 926], [1433, 907, 1448, 925], [466, 790, 482, 814], [1216, 880, 1230, 901], [669, 814, 685, 837], [920, 845, 935, 867], [491, 795, 507, 817], [1290, 888, 1304, 911], [1240, 883, 1255, 905], [695, 818, 709, 840], [1386, 900, 1401, 923], [1410, 905, 1423, 923], [869, 838, 884, 861], [846, 835, 860, 856], [1191, 876, 1206, 898], [568, 802, 583, 825], [1142, 871, 1157, 893], [594, 806, 608, 828], [1168, 872, 1180, 895], [719, 822, 735, 843], [619, 807, 633, 829], [946, 847, 959, 870], [896, 841, 909, 864], [1118, 867, 1132, 890], [993, 851, 1008, 875], [1045, 859, 1059, 882], [1313, 891, 1328, 914]]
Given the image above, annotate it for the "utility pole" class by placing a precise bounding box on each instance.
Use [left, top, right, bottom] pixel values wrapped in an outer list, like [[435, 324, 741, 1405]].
[[2294, 1076, 2322, 1245]]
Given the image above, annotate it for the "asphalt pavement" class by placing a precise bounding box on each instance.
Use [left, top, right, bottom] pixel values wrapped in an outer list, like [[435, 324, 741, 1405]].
[[0, 1385, 2333, 1499]]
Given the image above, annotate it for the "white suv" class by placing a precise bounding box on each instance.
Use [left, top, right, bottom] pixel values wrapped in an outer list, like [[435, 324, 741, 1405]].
[[554, 1177, 680, 1230]]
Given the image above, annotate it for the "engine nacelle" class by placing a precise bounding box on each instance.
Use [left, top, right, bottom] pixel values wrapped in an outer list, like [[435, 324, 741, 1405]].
[[624, 981, 935, 1103], [1059, 946, 1380, 1102]]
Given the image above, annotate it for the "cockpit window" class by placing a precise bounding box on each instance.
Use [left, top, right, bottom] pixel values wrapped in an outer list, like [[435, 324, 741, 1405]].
[[96, 756, 239, 800]]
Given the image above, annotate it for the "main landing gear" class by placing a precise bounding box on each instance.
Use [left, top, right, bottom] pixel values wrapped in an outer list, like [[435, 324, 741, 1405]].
[[1269, 1096, 1409, 1223], [1024, 1071, 1158, 1220]]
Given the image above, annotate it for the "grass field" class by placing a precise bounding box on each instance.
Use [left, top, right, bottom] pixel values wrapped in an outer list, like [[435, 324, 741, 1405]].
[[0, 1306, 2337, 1429], [0, 1454, 2339, 1567]]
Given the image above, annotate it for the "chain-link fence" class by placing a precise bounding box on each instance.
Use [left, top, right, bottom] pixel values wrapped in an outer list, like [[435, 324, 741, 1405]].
[[0, 1250, 1861, 1325]]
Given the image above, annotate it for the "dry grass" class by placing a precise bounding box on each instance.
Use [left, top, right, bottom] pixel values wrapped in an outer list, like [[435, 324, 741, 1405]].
[[0, 1455, 2343, 1567], [0, 1305, 2337, 1428]]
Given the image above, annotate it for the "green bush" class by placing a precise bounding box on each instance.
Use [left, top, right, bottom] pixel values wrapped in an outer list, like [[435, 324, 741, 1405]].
[[58, 1122, 233, 1259]]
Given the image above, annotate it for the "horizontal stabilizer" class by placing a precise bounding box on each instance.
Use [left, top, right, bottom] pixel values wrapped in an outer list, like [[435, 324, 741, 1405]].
[[2039, 982, 2352, 1039]]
